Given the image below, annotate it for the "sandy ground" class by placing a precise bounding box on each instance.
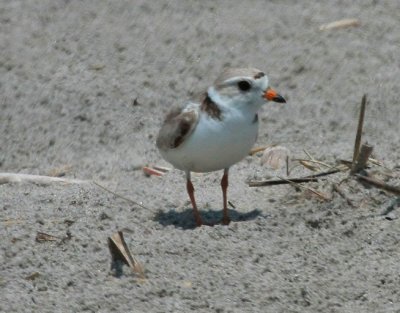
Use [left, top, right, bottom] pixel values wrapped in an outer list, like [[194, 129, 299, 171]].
[[1, 1, 400, 312]]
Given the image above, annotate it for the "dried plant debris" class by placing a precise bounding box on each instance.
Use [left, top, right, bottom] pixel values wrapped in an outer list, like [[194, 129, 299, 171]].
[[332, 183, 355, 207], [89, 63, 105, 70], [36, 232, 59, 242], [278, 177, 331, 202], [351, 144, 373, 174], [35, 231, 72, 244], [380, 198, 400, 219], [249, 144, 276, 156], [260, 146, 291, 170], [108, 231, 145, 279], [356, 174, 400, 196], [47, 165, 72, 177], [93, 181, 155, 214], [351, 94, 367, 172], [248, 94, 400, 209], [249, 167, 343, 187], [152, 165, 171, 173], [142, 166, 169, 177], [319, 18, 360, 31], [25, 272, 41, 281], [0, 173, 88, 185], [297, 159, 320, 172]]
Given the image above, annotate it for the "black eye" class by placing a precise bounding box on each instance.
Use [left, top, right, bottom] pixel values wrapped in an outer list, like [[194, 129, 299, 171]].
[[237, 80, 251, 92]]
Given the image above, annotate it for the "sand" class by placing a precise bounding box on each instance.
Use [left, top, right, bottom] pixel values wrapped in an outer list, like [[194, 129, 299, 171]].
[[1, 1, 400, 312]]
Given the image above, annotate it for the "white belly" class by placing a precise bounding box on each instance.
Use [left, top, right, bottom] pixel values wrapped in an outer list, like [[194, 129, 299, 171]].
[[161, 110, 258, 172]]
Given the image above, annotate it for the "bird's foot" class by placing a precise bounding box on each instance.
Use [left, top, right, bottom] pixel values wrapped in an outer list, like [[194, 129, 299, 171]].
[[220, 216, 231, 225], [195, 218, 215, 227], [194, 214, 219, 227], [195, 217, 203, 227]]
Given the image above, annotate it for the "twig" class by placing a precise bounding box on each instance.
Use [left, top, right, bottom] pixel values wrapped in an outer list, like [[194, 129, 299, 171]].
[[249, 144, 275, 156], [248, 168, 342, 187], [319, 18, 360, 31], [339, 159, 353, 169], [0, 173, 88, 185], [286, 155, 290, 177], [341, 157, 388, 170], [108, 231, 146, 279], [278, 177, 330, 201], [298, 160, 320, 172], [92, 181, 155, 213], [142, 166, 165, 177], [332, 183, 355, 207], [294, 158, 333, 169], [249, 177, 318, 187], [351, 94, 367, 171], [380, 197, 400, 216], [36, 232, 60, 242], [302, 149, 334, 169], [0, 173, 153, 213], [351, 144, 373, 174], [303, 149, 320, 169], [356, 174, 400, 195], [368, 157, 391, 170], [152, 165, 171, 173]]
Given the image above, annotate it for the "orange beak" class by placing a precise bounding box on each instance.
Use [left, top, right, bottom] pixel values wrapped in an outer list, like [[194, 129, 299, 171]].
[[264, 88, 286, 103]]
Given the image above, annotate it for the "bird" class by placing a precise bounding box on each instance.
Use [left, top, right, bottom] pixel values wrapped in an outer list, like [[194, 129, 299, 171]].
[[156, 68, 286, 226]]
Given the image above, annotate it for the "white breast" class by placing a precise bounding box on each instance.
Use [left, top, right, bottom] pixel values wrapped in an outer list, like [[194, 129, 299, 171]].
[[160, 107, 258, 173]]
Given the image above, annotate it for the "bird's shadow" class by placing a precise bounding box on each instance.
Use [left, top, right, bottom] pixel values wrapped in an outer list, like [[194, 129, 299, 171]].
[[154, 207, 263, 230]]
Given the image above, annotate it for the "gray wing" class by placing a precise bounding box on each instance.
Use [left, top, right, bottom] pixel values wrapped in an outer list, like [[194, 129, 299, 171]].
[[156, 106, 199, 151]]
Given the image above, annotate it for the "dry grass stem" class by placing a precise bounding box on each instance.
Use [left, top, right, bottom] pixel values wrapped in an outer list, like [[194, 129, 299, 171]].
[[319, 18, 360, 31], [47, 165, 72, 177], [36, 232, 59, 242], [0, 173, 88, 185], [249, 144, 275, 156], [351, 144, 373, 174], [278, 177, 331, 201], [356, 174, 400, 196], [92, 181, 155, 213], [351, 94, 367, 171], [261, 146, 291, 170], [248, 168, 342, 187], [298, 160, 320, 172], [332, 183, 356, 207], [152, 165, 171, 173], [249, 94, 398, 210], [296, 158, 333, 169], [142, 166, 165, 177], [25, 272, 40, 281], [286, 156, 290, 177], [249, 177, 318, 187], [303, 149, 317, 162], [108, 231, 146, 279], [302, 149, 333, 170], [368, 157, 391, 170]]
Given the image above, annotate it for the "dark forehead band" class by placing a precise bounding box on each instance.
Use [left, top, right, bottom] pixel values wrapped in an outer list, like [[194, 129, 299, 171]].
[[254, 72, 265, 79]]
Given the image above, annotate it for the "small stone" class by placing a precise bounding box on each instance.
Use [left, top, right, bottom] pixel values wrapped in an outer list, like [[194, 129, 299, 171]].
[[385, 212, 397, 221]]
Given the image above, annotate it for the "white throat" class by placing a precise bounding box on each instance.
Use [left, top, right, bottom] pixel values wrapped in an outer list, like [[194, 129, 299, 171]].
[[207, 85, 261, 118]]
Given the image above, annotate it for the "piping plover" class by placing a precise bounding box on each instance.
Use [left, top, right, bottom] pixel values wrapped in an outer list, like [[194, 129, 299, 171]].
[[156, 68, 285, 226]]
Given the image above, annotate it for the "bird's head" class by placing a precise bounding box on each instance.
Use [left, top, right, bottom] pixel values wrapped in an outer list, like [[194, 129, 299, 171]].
[[208, 68, 286, 112]]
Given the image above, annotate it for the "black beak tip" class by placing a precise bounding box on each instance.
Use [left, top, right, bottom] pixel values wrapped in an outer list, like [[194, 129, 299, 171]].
[[273, 95, 286, 103]]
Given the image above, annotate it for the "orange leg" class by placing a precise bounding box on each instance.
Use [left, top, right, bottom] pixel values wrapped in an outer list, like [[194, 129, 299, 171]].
[[221, 168, 231, 225], [186, 173, 203, 226]]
